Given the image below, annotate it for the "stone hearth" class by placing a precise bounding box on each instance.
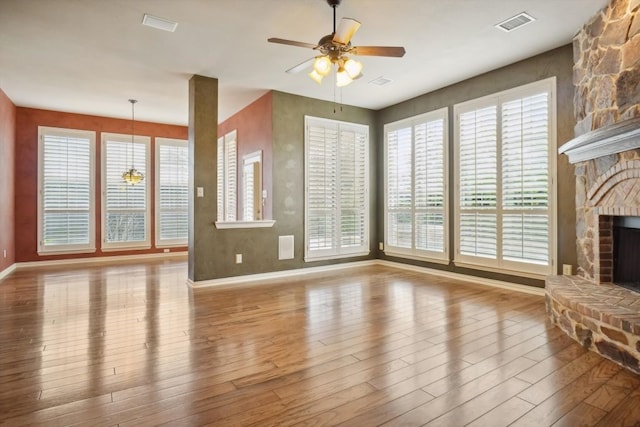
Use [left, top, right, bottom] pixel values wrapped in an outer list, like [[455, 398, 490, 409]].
[[546, 275, 640, 374]]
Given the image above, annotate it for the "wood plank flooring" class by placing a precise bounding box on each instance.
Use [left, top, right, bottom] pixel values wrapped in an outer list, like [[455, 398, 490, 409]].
[[1, 259, 639, 426]]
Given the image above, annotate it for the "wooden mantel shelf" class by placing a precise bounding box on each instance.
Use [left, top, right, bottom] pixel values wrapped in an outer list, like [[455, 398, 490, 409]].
[[559, 117, 640, 164]]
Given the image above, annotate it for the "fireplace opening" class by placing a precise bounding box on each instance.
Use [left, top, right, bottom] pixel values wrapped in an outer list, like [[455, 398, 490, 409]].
[[613, 216, 640, 293]]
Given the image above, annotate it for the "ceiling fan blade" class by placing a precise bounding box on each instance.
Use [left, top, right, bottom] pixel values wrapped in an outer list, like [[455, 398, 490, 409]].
[[286, 57, 315, 74], [268, 38, 317, 49], [333, 18, 361, 45], [351, 46, 406, 57]]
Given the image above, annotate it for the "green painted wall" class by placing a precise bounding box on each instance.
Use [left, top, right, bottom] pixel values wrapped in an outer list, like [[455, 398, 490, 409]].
[[192, 45, 576, 286], [376, 44, 576, 287], [193, 90, 377, 281]]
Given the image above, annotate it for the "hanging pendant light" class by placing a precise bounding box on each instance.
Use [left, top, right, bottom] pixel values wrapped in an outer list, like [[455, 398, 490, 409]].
[[122, 99, 144, 185]]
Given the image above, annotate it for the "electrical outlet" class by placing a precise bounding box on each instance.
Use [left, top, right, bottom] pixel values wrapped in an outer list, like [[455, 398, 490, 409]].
[[163, 248, 170, 253], [235, 253, 242, 264], [2, 249, 6, 258], [563, 264, 573, 275], [197, 187, 204, 198], [379, 242, 384, 251]]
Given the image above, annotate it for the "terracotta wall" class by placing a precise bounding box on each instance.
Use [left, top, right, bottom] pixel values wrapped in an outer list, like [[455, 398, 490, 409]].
[[0, 89, 16, 273], [218, 91, 273, 219], [14, 107, 188, 262]]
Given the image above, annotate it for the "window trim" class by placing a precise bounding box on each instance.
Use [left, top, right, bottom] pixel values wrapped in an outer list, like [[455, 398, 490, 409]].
[[101, 132, 151, 251], [383, 107, 450, 263], [155, 137, 188, 248], [452, 77, 557, 277], [37, 126, 96, 255], [304, 115, 370, 262]]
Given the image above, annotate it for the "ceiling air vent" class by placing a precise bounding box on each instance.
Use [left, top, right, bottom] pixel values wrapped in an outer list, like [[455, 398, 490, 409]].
[[369, 76, 393, 86], [142, 14, 178, 33], [495, 12, 535, 32]]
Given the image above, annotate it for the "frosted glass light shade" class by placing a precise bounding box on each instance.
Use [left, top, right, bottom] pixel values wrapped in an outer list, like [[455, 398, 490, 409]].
[[312, 56, 332, 76], [343, 58, 362, 79]]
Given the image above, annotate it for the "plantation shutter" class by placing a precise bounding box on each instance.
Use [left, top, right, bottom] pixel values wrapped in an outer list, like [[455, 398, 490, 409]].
[[414, 119, 445, 252], [455, 78, 554, 275], [384, 108, 447, 260], [104, 137, 148, 246], [157, 139, 188, 245], [217, 137, 225, 222], [339, 128, 367, 248], [458, 106, 498, 259], [387, 126, 412, 248], [306, 122, 338, 253], [40, 129, 94, 252], [305, 116, 369, 261], [502, 93, 549, 265], [216, 131, 237, 222], [225, 136, 237, 221]]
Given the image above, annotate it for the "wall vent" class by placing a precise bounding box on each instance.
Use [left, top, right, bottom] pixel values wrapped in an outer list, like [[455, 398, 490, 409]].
[[495, 12, 536, 32], [142, 14, 178, 33]]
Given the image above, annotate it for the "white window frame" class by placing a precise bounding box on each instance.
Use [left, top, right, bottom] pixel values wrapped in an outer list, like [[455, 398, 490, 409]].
[[37, 126, 96, 255], [383, 108, 449, 263], [216, 130, 237, 222], [453, 77, 557, 278], [155, 137, 188, 248], [101, 132, 151, 251], [304, 116, 370, 262]]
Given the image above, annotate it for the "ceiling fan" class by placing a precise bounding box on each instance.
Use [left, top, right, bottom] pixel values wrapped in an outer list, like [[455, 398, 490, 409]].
[[268, 0, 406, 87]]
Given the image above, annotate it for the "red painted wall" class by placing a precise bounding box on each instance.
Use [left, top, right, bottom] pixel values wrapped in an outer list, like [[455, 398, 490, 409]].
[[0, 89, 16, 273], [219, 91, 273, 220], [14, 108, 188, 262]]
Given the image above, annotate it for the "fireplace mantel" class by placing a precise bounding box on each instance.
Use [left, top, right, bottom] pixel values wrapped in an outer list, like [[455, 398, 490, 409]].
[[559, 117, 640, 164]]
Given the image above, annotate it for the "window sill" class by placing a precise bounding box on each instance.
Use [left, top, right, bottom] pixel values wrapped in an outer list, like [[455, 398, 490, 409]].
[[38, 247, 97, 256], [305, 250, 370, 263], [383, 251, 450, 265], [215, 220, 276, 229], [453, 260, 549, 280], [101, 245, 152, 252]]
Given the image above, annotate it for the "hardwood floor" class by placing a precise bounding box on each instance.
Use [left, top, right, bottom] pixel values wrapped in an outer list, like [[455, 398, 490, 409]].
[[1, 259, 639, 426]]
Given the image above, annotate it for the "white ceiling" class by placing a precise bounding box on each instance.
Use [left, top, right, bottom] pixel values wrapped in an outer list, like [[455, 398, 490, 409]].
[[0, 0, 607, 125]]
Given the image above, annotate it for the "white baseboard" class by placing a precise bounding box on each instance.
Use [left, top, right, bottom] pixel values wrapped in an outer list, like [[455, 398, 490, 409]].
[[0, 263, 16, 281], [187, 260, 377, 288], [16, 251, 188, 269], [189, 258, 544, 296]]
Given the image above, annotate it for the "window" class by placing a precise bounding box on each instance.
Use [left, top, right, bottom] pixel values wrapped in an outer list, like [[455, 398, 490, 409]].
[[155, 138, 188, 247], [242, 150, 262, 221], [217, 130, 237, 222], [454, 78, 556, 276], [384, 108, 448, 262], [37, 126, 95, 254], [304, 116, 369, 261], [101, 132, 151, 250]]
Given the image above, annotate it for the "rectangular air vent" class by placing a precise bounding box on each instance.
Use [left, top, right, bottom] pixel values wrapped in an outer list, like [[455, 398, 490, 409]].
[[495, 12, 535, 32], [142, 14, 178, 33], [369, 76, 393, 86]]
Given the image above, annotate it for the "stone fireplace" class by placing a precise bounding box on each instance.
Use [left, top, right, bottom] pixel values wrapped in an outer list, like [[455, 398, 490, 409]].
[[546, 0, 640, 375]]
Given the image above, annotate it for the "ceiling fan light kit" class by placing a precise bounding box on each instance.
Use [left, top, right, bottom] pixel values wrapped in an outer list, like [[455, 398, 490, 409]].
[[269, 0, 405, 87]]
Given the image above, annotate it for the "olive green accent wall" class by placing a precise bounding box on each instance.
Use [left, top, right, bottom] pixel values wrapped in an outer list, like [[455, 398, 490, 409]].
[[271, 91, 378, 270], [191, 89, 377, 281], [376, 44, 576, 287], [190, 45, 576, 285], [188, 75, 219, 281]]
